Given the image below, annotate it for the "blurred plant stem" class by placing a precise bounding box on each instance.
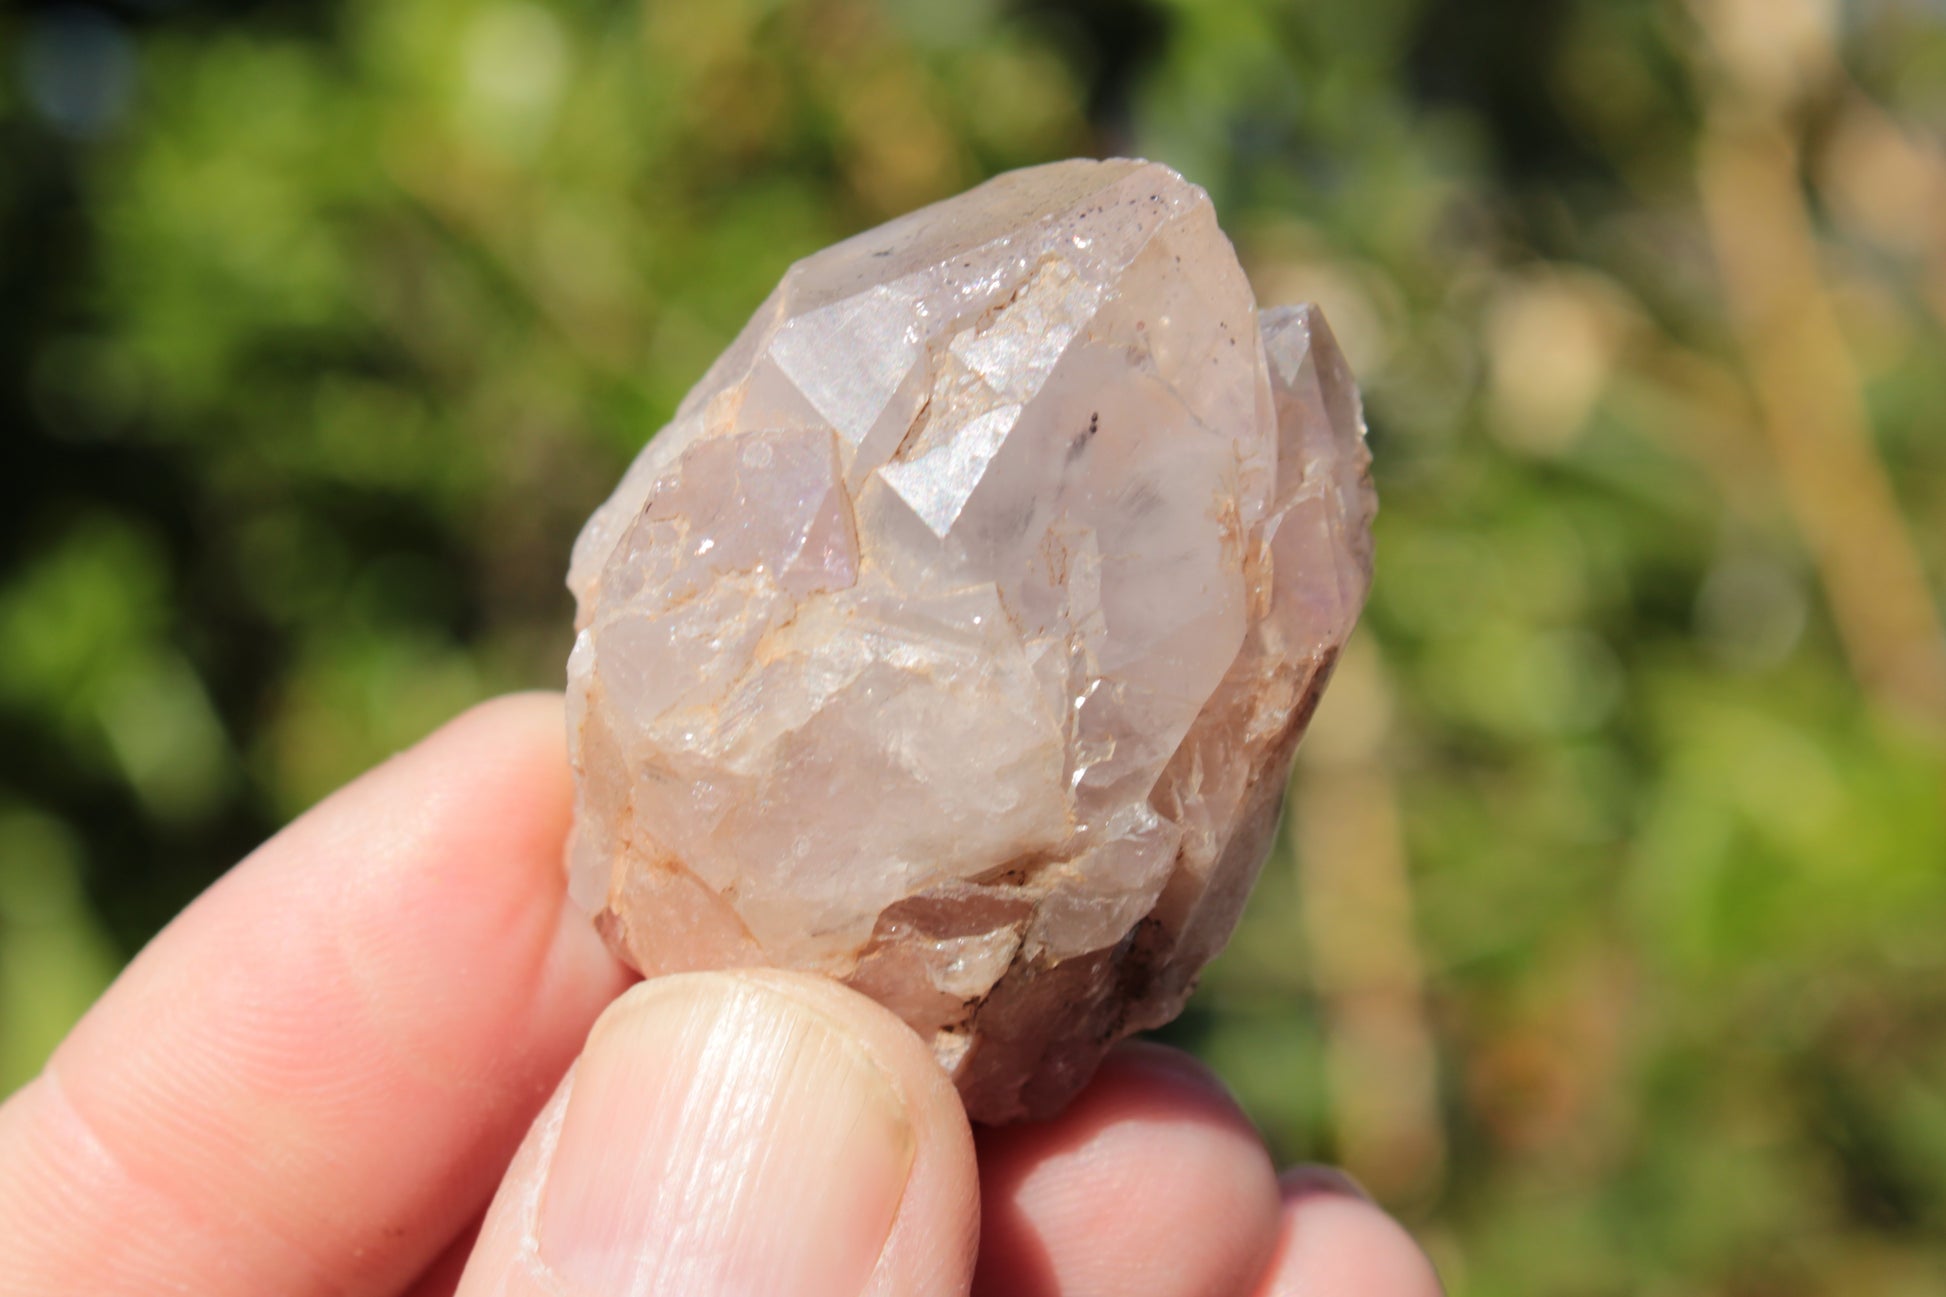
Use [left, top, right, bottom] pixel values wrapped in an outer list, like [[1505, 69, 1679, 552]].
[[1818, 94, 1946, 335], [1295, 636, 1445, 1205], [1692, 0, 1946, 732]]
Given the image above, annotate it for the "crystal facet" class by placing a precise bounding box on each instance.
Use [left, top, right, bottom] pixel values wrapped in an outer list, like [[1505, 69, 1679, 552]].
[[566, 159, 1375, 1122]]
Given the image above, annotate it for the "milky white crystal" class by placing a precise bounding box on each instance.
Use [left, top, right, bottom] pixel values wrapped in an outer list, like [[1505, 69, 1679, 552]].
[[566, 158, 1375, 1122]]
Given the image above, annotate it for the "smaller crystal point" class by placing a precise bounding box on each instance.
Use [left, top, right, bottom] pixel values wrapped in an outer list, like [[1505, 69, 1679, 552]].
[[566, 159, 1375, 1122]]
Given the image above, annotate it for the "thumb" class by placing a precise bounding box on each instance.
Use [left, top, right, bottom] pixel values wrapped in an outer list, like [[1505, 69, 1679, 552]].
[[455, 970, 980, 1297]]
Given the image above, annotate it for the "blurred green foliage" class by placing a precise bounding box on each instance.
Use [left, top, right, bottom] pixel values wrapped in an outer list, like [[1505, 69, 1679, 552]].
[[5, 0, 1946, 1290]]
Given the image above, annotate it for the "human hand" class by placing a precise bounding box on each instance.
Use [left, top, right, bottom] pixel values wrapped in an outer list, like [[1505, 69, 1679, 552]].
[[0, 694, 1441, 1296]]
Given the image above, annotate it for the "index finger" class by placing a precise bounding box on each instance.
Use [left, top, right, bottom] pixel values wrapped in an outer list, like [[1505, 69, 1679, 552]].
[[0, 694, 630, 1297]]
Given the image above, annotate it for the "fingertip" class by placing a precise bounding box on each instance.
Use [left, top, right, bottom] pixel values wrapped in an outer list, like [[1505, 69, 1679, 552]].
[[420, 694, 628, 1018], [458, 972, 979, 1297], [974, 1043, 1280, 1297], [1250, 1164, 1443, 1297], [440, 690, 570, 757], [308, 689, 623, 1076], [405, 691, 574, 846]]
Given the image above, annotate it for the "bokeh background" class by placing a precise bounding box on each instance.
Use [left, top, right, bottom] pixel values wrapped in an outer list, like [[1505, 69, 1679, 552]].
[[5, 0, 1946, 1289]]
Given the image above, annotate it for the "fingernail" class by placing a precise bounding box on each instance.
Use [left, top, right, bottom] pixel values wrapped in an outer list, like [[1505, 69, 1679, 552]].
[[537, 973, 915, 1296], [1280, 1163, 1373, 1202]]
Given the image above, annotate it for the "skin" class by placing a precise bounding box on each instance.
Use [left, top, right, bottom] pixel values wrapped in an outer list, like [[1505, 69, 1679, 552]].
[[0, 694, 1442, 1297]]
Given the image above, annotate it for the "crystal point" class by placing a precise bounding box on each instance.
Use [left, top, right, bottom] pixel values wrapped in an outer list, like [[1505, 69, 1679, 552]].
[[567, 159, 1375, 1122]]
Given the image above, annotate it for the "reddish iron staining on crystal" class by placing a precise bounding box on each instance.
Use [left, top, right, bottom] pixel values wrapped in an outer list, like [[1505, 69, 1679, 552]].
[[566, 159, 1374, 1122]]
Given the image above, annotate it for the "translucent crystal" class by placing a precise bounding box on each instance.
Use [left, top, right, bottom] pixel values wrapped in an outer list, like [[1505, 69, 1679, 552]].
[[566, 159, 1375, 1122]]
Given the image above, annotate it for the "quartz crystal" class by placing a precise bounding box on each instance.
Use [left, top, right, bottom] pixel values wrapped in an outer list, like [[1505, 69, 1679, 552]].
[[565, 158, 1375, 1122]]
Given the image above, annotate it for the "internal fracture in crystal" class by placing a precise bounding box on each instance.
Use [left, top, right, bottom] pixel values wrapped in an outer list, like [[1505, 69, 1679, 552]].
[[566, 158, 1376, 1123]]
